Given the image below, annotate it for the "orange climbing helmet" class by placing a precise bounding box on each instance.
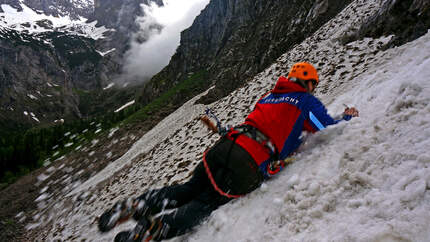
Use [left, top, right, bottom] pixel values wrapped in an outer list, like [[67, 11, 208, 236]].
[[287, 62, 319, 85]]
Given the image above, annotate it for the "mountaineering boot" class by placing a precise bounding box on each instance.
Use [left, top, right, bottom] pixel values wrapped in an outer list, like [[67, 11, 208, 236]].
[[98, 198, 151, 232], [114, 217, 163, 242]]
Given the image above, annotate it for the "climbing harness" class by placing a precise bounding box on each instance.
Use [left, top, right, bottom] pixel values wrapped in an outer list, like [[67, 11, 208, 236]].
[[232, 125, 278, 159], [201, 110, 295, 198]]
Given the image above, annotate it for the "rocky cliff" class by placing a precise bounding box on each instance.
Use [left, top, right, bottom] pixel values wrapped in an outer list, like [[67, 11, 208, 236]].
[[0, 28, 110, 131], [0, 0, 94, 19], [355, 0, 430, 46], [142, 0, 354, 105], [142, 0, 430, 106]]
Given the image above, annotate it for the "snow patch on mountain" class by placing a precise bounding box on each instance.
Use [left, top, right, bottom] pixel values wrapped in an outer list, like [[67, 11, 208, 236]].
[[0, 2, 111, 39], [114, 100, 135, 113], [103, 82, 115, 90], [97, 48, 116, 57], [67, 0, 94, 11], [0, 3, 79, 31]]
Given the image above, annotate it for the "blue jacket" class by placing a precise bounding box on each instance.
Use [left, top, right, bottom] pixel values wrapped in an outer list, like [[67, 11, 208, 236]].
[[240, 76, 351, 177]]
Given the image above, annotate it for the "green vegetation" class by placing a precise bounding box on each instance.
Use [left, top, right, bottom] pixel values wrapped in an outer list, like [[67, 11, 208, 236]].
[[0, 119, 99, 186], [0, 70, 209, 188], [125, 70, 209, 124], [74, 86, 141, 118], [0, 107, 136, 187]]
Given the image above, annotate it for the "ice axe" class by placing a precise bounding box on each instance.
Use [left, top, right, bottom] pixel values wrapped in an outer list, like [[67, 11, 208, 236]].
[[343, 104, 359, 117], [199, 108, 230, 135]]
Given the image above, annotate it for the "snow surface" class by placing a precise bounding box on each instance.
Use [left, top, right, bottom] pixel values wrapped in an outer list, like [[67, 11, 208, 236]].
[[24, 0, 430, 241], [114, 100, 136, 113], [27, 94, 37, 100], [0, 3, 78, 30], [98, 48, 117, 57], [68, 90, 210, 197], [69, 0, 93, 11], [0, 3, 112, 39], [188, 33, 430, 242]]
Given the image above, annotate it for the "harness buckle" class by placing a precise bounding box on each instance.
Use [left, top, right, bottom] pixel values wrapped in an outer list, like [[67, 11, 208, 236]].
[[233, 125, 277, 157]]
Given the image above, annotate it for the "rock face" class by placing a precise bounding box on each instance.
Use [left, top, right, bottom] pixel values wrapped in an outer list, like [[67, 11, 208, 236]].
[[0, 29, 107, 130], [0, 0, 94, 19], [142, 0, 430, 106], [355, 0, 430, 47], [143, 0, 354, 105]]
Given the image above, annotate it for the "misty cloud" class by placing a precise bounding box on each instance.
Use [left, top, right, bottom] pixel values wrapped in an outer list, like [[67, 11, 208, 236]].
[[121, 0, 210, 84]]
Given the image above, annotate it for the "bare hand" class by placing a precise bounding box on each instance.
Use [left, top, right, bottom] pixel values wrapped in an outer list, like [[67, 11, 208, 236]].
[[200, 115, 219, 133], [344, 107, 359, 117]]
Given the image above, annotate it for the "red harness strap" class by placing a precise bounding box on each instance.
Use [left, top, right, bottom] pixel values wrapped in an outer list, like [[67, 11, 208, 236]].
[[202, 150, 242, 199]]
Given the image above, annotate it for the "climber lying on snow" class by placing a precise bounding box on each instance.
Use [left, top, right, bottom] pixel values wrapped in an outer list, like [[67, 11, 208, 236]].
[[98, 62, 359, 241]]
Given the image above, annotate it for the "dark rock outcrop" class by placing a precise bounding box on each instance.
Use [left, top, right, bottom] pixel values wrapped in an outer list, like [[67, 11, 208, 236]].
[[344, 0, 430, 48]]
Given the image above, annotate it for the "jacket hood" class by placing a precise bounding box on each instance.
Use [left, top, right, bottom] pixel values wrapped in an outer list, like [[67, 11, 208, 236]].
[[272, 76, 308, 94]]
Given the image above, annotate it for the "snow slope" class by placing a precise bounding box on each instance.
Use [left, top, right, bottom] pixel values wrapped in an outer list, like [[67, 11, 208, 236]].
[[187, 21, 430, 242], [0, 2, 111, 39], [25, 0, 430, 241]]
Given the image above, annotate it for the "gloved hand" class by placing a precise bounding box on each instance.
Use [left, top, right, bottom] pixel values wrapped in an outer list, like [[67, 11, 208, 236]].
[[268, 160, 285, 175], [343, 107, 359, 117]]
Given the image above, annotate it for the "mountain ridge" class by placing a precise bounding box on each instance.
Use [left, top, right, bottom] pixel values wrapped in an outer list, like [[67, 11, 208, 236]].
[[0, 0, 165, 130]]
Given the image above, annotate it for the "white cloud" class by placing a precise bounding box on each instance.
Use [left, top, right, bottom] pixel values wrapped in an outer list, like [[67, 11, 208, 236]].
[[121, 0, 210, 83]]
